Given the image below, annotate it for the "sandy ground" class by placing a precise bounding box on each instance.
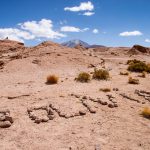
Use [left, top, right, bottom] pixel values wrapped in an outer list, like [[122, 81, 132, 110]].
[[0, 40, 150, 150]]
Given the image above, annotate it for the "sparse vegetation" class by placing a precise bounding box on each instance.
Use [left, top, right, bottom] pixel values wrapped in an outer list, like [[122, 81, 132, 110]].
[[127, 59, 150, 73], [120, 71, 129, 76], [128, 77, 139, 84], [147, 64, 150, 72], [75, 72, 91, 82], [93, 69, 110, 80], [46, 75, 59, 84], [127, 59, 142, 65], [100, 88, 111, 92], [141, 107, 150, 119]]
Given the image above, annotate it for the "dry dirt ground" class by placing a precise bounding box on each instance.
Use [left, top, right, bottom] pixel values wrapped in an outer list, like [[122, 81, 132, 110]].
[[0, 40, 150, 150]]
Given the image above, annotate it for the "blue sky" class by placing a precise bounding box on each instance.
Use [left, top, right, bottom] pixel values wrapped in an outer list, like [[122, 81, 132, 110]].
[[0, 0, 150, 46]]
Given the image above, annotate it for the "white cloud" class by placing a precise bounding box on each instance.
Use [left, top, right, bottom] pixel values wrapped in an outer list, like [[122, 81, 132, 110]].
[[59, 20, 67, 25], [83, 28, 89, 31], [145, 39, 150, 43], [61, 26, 81, 32], [20, 19, 66, 39], [119, 31, 143, 37], [0, 28, 34, 43], [83, 11, 95, 16], [93, 29, 99, 34], [61, 26, 89, 32], [64, 1, 94, 12]]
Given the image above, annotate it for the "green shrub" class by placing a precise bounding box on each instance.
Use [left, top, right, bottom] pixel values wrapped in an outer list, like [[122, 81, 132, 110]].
[[93, 69, 110, 80], [75, 72, 91, 82], [127, 59, 142, 65], [127, 59, 150, 73], [128, 61, 147, 72]]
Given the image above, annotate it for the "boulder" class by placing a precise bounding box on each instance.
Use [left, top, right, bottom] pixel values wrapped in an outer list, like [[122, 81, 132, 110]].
[[0, 121, 11, 128]]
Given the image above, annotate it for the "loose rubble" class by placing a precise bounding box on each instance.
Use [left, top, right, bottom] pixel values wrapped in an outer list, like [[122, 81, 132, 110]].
[[0, 109, 13, 128]]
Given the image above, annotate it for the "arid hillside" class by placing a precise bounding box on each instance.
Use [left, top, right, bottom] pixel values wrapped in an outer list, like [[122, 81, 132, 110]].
[[0, 39, 150, 150]]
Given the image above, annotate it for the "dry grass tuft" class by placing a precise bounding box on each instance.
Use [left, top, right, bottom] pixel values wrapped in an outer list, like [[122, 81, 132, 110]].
[[141, 107, 150, 119], [75, 72, 91, 83], [93, 69, 110, 80], [46, 75, 59, 84], [100, 88, 111, 92], [128, 77, 139, 84]]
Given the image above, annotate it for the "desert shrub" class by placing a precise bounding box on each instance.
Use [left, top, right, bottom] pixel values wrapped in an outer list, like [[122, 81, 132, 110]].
[[128, 61, 148, 72], [120, 71, 129, 76], [141, 107, 150, 119], [147, 64, 150, 73], [100, 88, 111, 92], [127, 59, 142, 65], [93, 69, 110, 80], [127, 59, 150, 73], [46, 75, 59, 84], [75, 72, 91, 82], [128, 77, 139, 84]]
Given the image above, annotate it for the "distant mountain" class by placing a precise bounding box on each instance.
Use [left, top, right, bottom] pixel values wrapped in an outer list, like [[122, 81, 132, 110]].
[[62, 39, 90, 48], [61, 39, 105, 48], [88, 44, 105, 48]]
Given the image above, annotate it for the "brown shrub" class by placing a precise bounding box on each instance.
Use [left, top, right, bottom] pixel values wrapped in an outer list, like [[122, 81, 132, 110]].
[[141, 107, 150, 119], [93, 69, 110, 80], [46, 75, 59, 84], [75, 72, 91, 83]]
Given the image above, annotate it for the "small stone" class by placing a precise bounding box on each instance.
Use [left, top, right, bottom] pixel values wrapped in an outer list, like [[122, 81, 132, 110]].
[[100, 101, 108, 105], [0, 121, 11, 128], [108, 104, 114, 108], [114, 104, 118, 107], [82, 96, 87, 99], [35, 118, 42, 124], [0, 109, 10, 114], [89, 97, 95, 101], [29, 112, 36, 120], [47, 108, 54, 115], [5, 116, 13, 123], [79, 110, 86, 115], [90, 109, 96, 113], [48, 115, 55, 120], [27, 107, 33, 114], [109, 98, 113, 101], [95, 144, 101, 150], [75, 95, 80, 98], [42, 116, 49, 122], [70, 93, 74, 96], [0, 113, 5, 121]]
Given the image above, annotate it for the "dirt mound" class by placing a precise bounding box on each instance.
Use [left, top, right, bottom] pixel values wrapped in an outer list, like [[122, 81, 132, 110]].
[[35, 41, 60, 48], [128, 45, 150, 54], [74, 44, 88, 51], [0, 39, 24, 54]]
